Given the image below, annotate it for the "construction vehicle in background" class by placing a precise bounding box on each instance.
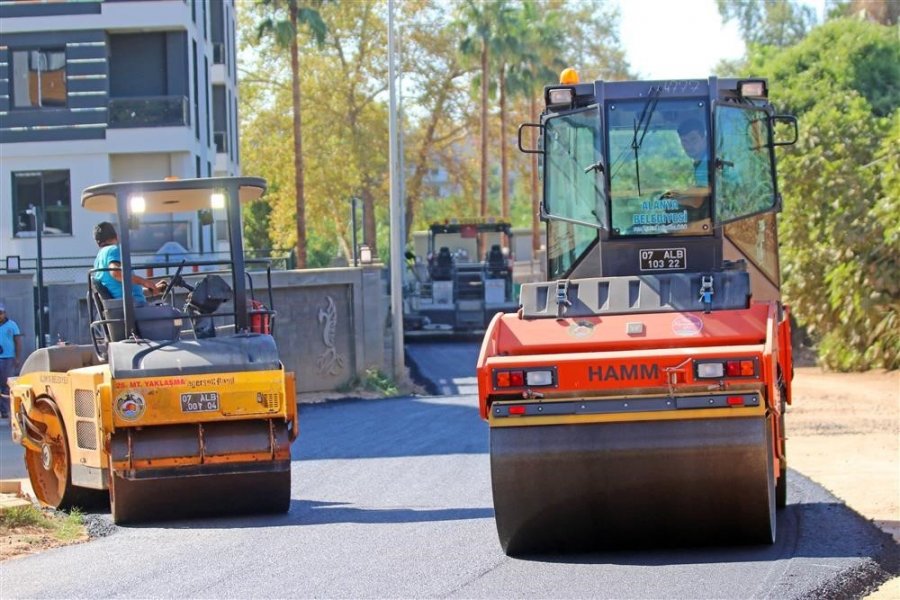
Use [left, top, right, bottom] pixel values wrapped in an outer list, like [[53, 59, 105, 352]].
[[477, 73, 798, 554], [404, 220, 518, 334], [8, 177, 297, 523]]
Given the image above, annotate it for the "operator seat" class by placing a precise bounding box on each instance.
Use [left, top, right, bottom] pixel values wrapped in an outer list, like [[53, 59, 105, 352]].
[[90, 279, 181, 342], [91, 279, 125, 342], [431, 246, 455, 281], [486, 244, 508, 278]]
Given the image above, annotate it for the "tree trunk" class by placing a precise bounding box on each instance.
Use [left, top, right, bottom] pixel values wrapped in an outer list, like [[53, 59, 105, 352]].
[[530, 95, 540, 253], [362, 185, 377, 258], [479, 40, 489, 218], [290, 3, 307, 268], [500, 64, 509, 220], [405, 71, 457, 240]]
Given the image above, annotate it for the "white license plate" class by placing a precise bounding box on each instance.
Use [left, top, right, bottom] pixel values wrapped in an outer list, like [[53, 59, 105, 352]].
[[639, 248, 687, 271], [180, 392, 219, 412]]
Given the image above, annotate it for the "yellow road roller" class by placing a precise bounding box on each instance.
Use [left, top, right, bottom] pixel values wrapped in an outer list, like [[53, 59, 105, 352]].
[[8, 177, 297, 523]]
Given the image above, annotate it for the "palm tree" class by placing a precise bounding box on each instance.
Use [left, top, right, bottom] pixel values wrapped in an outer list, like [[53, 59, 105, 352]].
[[506, 1, 565, 251], [488, 1, 521, 221], [256, 0, 327, 269], [456, 0, 506, 219]]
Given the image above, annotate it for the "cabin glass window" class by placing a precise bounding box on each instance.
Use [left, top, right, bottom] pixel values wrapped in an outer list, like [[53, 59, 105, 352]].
[[543, 106, 604, 278], [607, 98, 712, 237], [714, 105, 777, 223]]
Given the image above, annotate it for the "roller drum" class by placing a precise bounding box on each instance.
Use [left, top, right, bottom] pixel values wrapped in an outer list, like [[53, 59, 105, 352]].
[[490, 416, 775, 555], [108, 420, 293, 524], [110, 463, 291, 524]]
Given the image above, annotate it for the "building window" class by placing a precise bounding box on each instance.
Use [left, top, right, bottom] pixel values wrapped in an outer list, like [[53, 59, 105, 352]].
[[11, 49, 67, 109], [12, 171, 72, 236]]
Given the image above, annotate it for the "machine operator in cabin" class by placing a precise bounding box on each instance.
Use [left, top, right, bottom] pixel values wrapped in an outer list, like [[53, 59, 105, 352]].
[[92, 221, 166, 305]]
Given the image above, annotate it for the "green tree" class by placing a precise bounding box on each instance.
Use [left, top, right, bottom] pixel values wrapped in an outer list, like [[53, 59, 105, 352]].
[[256, 0, 328, 268], [455, 0, 511, 218], [748, 19, 900, 369], [506, 0, 566, 250], [487, 1, 522, 221], [401, 0, 471, 241], [717, 0, 818, 47]]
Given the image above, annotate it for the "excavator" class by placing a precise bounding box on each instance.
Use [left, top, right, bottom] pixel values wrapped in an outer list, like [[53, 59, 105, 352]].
[[477, 72, 798, 554], [8, 177, 296, 523]]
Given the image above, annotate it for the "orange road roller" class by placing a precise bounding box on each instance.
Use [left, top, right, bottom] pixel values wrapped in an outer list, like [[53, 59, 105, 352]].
[[478, 73, 797, 554]]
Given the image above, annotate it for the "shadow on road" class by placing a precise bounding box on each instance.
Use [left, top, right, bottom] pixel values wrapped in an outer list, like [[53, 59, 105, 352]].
[[295, 395, 487, 460], [139, 500, 494, 530], [286, 499, 494, 525], [405, 340, 481, 396], [513, 472, 900, 582]]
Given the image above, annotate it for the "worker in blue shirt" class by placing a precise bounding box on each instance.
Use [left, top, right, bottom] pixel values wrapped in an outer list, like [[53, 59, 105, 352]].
[[93, 222, 165, 304], [0, 303, 23, 419]]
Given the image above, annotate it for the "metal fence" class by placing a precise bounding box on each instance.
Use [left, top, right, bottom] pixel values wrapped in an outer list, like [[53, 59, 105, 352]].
[[0, 251, 292, 284]]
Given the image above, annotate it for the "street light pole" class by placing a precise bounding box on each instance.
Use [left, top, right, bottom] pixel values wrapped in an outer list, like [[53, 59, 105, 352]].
[[27, 205, 45, 348], [388, 0, 405, 379], [350, 196, 359, 267]]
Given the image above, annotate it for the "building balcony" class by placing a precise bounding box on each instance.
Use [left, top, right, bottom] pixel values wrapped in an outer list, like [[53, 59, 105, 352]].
[[108, 96, 189, 129]]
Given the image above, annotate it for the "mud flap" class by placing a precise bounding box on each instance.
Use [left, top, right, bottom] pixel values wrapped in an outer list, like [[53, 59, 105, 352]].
[[490, 415, 775, 555]]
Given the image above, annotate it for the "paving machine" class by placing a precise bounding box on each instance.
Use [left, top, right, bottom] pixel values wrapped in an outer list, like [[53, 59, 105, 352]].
[[8, 177, 297, 523], [477, 74, 798, 554], [405, 220, 518, 333]]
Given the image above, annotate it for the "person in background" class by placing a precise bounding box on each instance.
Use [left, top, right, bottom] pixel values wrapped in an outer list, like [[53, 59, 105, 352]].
[[93, 221, 165, 305], [0, 303, 23, 420], [677, 118, 710, 188]]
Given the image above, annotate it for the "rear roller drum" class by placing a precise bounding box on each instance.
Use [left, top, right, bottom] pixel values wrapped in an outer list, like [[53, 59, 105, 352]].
[[110, 467, 291, 524]]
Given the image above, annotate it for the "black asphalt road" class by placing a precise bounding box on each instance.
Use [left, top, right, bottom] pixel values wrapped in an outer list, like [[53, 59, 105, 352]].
[[0, 341, 897, 598]]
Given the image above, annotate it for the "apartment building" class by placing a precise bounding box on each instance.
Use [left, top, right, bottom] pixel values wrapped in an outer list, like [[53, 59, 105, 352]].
[[0, 0, 240, 271]]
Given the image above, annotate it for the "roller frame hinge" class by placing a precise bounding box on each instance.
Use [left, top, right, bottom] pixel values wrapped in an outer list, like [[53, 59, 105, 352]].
[[699, 274, 714, 314], [556, 279, 572, 317]]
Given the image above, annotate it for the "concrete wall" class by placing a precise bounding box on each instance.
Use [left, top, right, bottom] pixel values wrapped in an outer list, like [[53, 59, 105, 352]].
[[22, 266, 389, 394]]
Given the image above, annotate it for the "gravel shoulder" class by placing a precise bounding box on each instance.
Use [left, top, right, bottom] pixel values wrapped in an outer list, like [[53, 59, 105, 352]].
[[788, 367, 900, 598]]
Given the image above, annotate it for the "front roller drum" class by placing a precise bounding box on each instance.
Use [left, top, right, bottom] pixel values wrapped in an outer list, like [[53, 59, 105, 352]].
[[22, 397, 106, 511], [490, 415, 775, 555], [110, 463, 291, 524]]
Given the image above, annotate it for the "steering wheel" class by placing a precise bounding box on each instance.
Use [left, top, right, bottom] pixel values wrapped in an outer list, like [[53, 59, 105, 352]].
[[160, 260, 187, 305]]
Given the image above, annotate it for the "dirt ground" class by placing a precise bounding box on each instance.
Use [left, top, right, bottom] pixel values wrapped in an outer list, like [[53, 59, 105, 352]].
[[788, 367, 900, 598], [0, 526, 87, 562]]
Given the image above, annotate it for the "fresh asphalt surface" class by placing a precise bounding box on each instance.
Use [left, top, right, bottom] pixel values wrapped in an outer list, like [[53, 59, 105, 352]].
[[1, 340, 898, 598]]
